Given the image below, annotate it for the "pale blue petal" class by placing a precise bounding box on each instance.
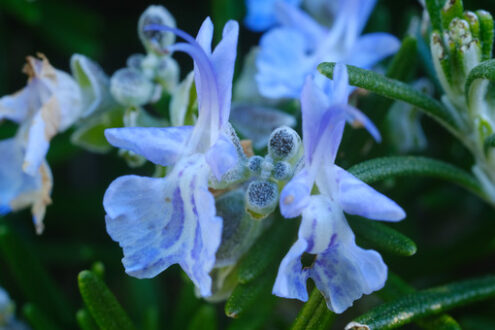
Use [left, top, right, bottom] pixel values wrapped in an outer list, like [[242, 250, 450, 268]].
[[275, 194, 388, 314], [24, 111, 50, 176], [310, 216, 387, 313], [256, 28, 313, 99], [205, 132, 238, 181], [210, 20, 239, 128], [244, 0, 302, 32], [348, 33, 400, 69], [105, 126, 193, 167], [332, 0, 377, 48], [279, 169, 312, 218], [274, 1, 326, 46], [104, 154, 222, 296], [329, 63, 349, 105], [307, 103, 346, 171], [274, 196, 336, 301], [335, 166, 406, 221], [345, 105, 382, 142], [301, 76, 330, 162], [0, 138, 51, 232], [272, 239, 309, 301], [196, 17, 214, 55], [0, 85, 36, 123]]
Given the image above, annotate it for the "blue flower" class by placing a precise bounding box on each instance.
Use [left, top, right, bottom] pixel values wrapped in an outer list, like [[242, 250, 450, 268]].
[[103, 18, 242, 296], [0, 54, 81, 233], [244, 0, 302, 32], [273, 64, 406, 313], [0, 54, 82, 176], [256, 0, 399, 99]]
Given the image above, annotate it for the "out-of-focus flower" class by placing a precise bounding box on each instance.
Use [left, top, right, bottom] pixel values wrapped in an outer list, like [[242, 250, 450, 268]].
[[256, 0, 399, 99], [273, 64, 405, 313], [103, 18, 247, 296], [0, 54, 81, 232], [0, 54, 82, 175]]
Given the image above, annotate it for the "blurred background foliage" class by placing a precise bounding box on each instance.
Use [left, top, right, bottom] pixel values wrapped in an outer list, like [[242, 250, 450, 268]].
[[1, 0, 495, 329]]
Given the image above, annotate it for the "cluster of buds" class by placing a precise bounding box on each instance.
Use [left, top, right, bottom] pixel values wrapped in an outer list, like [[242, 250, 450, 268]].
[[429, 0, 495, 200], [430, 0, 493, 111], [245, 126, 302, 219]]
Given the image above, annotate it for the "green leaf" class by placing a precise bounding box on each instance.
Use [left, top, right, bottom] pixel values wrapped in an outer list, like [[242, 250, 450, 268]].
[[425, 0, 445, 32], [465, 59, 495, 103], [225, 267, 275, 318], [237, 217, 296, 284], [346, 275, 495, 330], [78, 270, 136, 330], [23, 303, 63, 330], [71, 107, 124, 153], [291, 289, 335, 330], [76, 309, 99, 330], [477, 10, 494, 62], [187, 305, 218, 330], [381, 274, 461, 330], [227, 295, 277, 330], [171, 278, 202, 330], [348, 217, 417, 257], [347, 156, 486, 200], [0, 225, 74, 325], [387, 36, 418, 81], [317, 63, 459, 132]]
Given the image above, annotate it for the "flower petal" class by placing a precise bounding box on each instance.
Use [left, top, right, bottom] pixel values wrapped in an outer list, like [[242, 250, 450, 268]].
[[23, 102, 58, 175], [256, 27, 313, 99], [335, 166, 406, 221], [0, 85, 37, 123], [272, 239, 309, 301], [332, 0, 377, 48], [244, 0, 302, 32], [310, 215, 387, 313], [0, 138, 52, 233], [274, 196, 335, 301], [274, 1, 326, 46], [274, 195, 388, 314], [348, 33, 400, 69], [279, 169, 312, 218], [301, 76, 347, 170], [210, 20, 239, 128], [104, 126, 193, 167], [205, 132, 238, 181], [104, 154, 222, 296]]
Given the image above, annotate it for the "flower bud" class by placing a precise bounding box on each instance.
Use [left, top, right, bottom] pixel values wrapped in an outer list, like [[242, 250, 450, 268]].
[[268, 126, 301, 161], [138, 5, 176, 54], [272, 161, 292, 181], [110, 68, 156, 106], [126, 53, 145, 71], [245, 180, 278, 220], [247, 155, 263, 174]]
